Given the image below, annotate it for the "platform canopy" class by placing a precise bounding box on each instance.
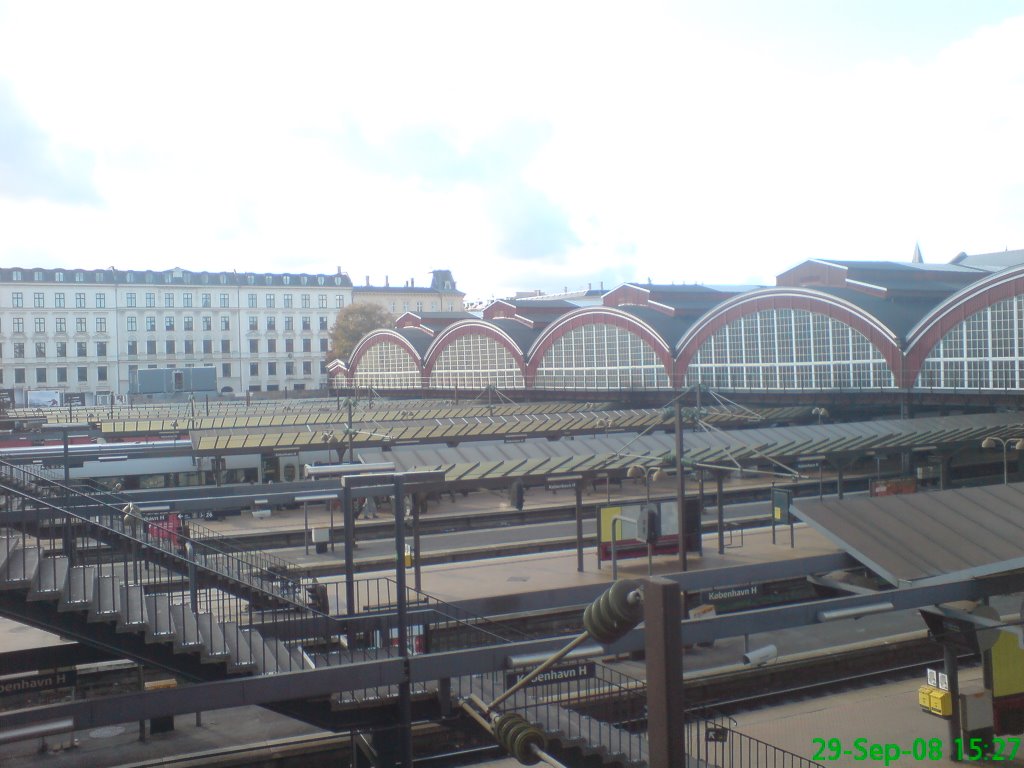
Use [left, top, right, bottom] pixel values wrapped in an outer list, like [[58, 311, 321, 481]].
[[792, 484, 1024, 587]]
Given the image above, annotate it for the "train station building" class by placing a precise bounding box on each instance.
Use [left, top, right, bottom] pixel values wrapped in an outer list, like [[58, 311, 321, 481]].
[[335, 248, 1024, 403]]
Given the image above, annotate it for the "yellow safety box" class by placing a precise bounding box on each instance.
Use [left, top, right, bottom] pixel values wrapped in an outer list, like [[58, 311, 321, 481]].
[[929, 688, 952, 717], [918, 685, 934, 710]]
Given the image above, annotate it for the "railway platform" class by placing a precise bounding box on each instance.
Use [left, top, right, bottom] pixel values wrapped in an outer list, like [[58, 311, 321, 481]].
[[4, 493, 1017, 767]]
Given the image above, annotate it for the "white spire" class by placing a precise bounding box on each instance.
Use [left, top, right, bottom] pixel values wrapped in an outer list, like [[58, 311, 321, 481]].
[[912, 242, 923, 263]]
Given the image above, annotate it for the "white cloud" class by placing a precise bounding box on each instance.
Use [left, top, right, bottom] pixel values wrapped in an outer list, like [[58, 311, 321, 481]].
[[0, 2, 1023, 298]]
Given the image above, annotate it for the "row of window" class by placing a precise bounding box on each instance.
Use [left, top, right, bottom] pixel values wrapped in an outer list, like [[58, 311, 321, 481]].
[[1, 315, 331, 334], [1, 366, 108, 385], [3, 341, 106, 358], [7, 269, 346, 286], [249, 361, 322, 377], [350, 319, 893, 391], [6, 317, 106, 333], [1, 336, 330, 359], [7, 291, 342, 309], [124, 338, 329, 356]]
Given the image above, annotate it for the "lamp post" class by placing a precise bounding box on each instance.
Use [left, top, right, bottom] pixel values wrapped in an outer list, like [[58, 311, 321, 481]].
[[812, 407, 829, 425], [981, 436, 1024, 484]]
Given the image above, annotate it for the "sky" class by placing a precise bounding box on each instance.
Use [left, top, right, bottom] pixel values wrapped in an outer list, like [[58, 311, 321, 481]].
[[1, 1, 1024, 304]]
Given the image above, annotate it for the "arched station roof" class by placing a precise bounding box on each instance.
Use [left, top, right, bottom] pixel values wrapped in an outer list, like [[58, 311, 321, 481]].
[[346, 328, 430, 383], [524, 306, 677, 381], [674, 287, 905, 382], [903, 264, 1024, 386], [421, 319, 531, 379]]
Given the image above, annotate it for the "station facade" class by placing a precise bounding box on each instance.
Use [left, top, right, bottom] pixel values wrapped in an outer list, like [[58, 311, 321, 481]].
[[334, 249, 1024, 397]]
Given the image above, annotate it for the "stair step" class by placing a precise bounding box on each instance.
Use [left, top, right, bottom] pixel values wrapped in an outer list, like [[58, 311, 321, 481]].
[[89, 574, 122, 621], [221, 621, 257, 673], [196, 613, 231, 663], [29, 556, 69, 600], [144, 594, 176, 643], [59, 565, 97, 611], [117, 583, 148, 631], [169, 604, 205, 653], [0, 546, 40, 589], [247, 628, 298, 675]]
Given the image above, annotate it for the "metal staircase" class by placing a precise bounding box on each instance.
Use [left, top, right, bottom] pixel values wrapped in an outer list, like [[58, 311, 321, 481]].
[[0, 460, 440, 732], [0, 459, 814, 767]]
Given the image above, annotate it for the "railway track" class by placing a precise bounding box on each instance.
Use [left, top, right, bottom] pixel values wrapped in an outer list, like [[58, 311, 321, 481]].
[[30, 633, 972, 768]]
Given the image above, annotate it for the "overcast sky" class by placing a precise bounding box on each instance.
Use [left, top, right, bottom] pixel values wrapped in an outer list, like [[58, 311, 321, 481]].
[[2, 2, 1023, 303]]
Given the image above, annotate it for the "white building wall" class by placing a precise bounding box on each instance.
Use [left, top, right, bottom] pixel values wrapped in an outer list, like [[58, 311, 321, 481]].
[[0, 267, 353, 403]]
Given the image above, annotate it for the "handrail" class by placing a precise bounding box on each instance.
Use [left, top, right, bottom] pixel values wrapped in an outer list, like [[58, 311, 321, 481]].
[[0, 460, 306, 608]]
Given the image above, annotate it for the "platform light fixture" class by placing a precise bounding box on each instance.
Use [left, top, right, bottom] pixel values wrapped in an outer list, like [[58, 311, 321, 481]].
[[981, 435, 1024, 485]]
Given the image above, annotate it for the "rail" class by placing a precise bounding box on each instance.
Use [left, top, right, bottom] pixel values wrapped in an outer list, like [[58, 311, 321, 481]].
[[685, 709, 827, 768], [0, 459, 303, 603]]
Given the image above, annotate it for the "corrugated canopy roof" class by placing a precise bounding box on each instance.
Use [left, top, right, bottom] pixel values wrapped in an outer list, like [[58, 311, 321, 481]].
[[792, 485, 1024, 586]]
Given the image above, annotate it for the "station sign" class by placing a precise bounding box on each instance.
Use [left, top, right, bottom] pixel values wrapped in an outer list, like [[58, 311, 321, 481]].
[[0, 669, 77, 698], [506, 661, 595, 689], [700, 583, 762, 606]]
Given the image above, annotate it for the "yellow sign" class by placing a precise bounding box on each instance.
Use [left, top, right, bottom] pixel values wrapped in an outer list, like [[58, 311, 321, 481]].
[[992, 629, 1024, 698], [598, 506, 623, 543]]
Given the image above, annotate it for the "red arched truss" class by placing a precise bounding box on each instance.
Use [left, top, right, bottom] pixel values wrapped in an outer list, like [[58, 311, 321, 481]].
[[525, 308, 674, 385], [422, 321, 527, 380], [674, 289, 903, 384], [347, 330, 425, 381], [904, 266, 1024, 388]]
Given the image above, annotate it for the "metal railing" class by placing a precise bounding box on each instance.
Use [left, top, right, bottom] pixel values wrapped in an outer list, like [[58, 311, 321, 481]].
[[684, 709, 827, 768], [0, 459, 303, 604]]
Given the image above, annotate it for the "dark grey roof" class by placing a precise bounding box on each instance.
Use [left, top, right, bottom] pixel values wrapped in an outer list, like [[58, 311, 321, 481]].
[[430, 269, 458, 291], [354, 285, 449, 295], [812, 287, 947, 340], [618, 306, 703, 349], [625, 283, 731, 295], [507, 299, 578, 309], [793, 484, 1024, 586], [394, 328, 433, 356], [950, 248, 1024, 271], [489, 318, 543, 353], [820, 260, 983, 275]]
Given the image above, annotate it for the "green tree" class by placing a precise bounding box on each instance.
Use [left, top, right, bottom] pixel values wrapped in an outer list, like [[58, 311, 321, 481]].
[[329, 303, 394, 361]]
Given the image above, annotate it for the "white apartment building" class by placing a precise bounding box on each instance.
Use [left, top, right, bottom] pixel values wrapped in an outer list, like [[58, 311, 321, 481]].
[[0, 266, 353, 404]]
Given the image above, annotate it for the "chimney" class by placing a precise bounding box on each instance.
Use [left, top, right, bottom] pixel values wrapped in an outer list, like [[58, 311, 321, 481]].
[[588, 282, 591, 290], [385, 276, 389, 287], [365, 276, 370, 286], [410, 277, 415, 288], [600, 281, 603, 290]]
